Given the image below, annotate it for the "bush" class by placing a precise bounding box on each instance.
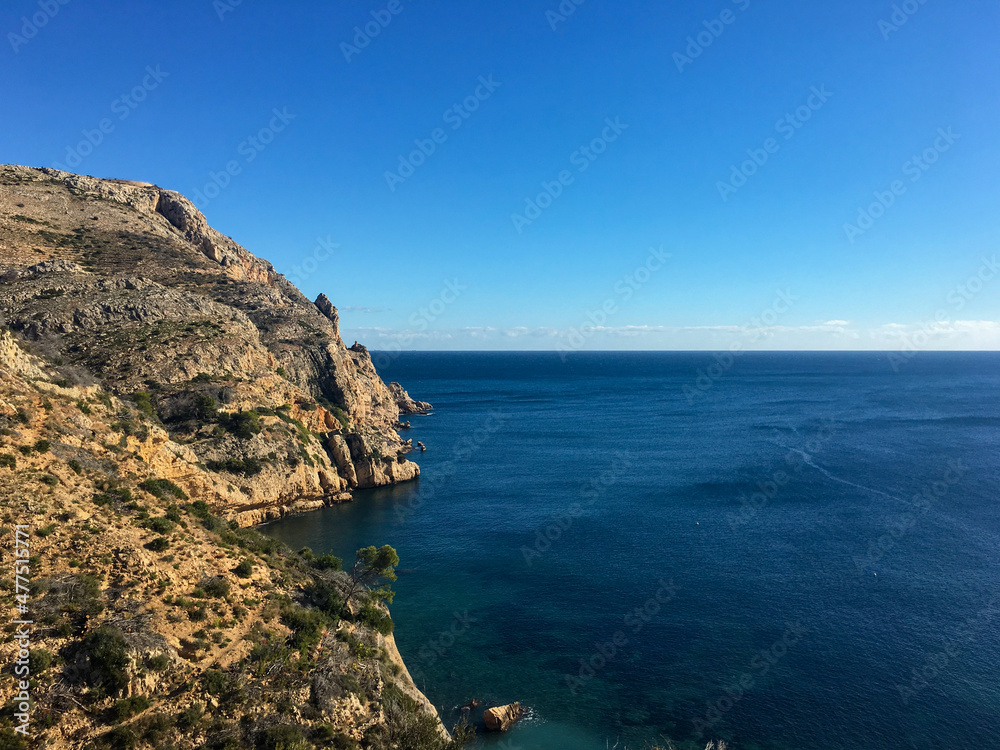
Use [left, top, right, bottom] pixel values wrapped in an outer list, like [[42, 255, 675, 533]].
[[148, 654, 170, 672], [33, 439, 50, 453], [359, 602, 394, 636], [313, 554, 342, 571], [36, 524, 56, 538], [257, 724, 309, 750], [202, 669, 228, 696], [202, 577, 231, 598], [280, 605, 329, 653], [110, 695, 150, 723], [139, 478, 188, 501], [28, 648, 53, 673], [145, 517, 175, 534], [81, 626, 131, 697], [146, 537, 170, 552], [77, 400, 92, 415], [220, 410, 262, 440], [177, 703, 204, 730], [233, 560, 254, 578], [189, 500, 211, 518], [206, 457, 263, 477], [67, 459, 83, 474], [17, 446, 32, 456], [131, 391, 156, 418]]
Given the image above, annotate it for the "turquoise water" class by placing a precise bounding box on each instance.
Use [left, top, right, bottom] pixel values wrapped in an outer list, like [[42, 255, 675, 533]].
[[262, 352, 1000, 749]]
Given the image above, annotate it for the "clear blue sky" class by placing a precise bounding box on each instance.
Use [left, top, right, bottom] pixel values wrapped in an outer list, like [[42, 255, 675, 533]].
[[4, 0, 999, 350]]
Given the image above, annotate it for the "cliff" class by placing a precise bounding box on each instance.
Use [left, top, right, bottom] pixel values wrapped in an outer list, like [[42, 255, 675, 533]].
[[0, 165, 421, 526], [0, 167, 461, 749]]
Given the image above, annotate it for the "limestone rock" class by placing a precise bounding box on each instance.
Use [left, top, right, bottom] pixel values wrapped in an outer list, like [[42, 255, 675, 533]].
[[388, 382, 433, 415], [484, 702, 522, 732]]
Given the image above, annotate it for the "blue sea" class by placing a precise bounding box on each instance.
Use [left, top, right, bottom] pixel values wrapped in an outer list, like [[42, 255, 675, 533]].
[[262, 352, 1000, 750]]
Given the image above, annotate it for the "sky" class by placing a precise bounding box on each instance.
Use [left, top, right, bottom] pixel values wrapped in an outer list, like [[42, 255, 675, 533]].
[[3, 0, 999, 350]]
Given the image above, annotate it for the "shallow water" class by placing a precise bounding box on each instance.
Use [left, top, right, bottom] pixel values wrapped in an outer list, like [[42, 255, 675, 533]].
[[262, 352, 1000, 749]]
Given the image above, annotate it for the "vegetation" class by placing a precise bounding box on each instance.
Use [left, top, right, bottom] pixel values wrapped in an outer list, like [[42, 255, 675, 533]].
[[80, 626, 131, 697], [139, 477, 188, 500]]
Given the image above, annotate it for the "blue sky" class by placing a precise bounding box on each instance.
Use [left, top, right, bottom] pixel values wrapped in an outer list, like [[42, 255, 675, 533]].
[[3, 0, 999, 350]]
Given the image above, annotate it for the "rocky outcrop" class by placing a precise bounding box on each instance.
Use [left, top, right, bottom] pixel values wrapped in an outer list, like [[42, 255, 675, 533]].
[[389, 381, 433, 415], [484, 703, 522, 732], [0, 242, 454, 750], [0, 165, 425, 524]]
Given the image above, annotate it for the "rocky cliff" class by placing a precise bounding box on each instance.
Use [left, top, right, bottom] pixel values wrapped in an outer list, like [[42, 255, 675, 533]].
[[0, 165, 421, 526], [0, 167, 464, 750]]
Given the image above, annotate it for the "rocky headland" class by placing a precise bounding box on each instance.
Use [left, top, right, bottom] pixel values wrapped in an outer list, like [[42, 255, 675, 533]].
[[0, 166, 460, 750]]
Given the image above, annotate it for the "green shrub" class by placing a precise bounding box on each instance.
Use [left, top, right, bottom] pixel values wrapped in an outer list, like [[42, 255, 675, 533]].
[[202, 669, 228, 696], [81, 626, 131, 697], [28, 648, 53, 673], [359, 603, 394, 636], [202, 577, 231, 598], [139, 478, 188, 501], [206, 457, 263, 477], [280, 605, 329, 653], [257, 724, 309, 750], [313, 553, 342, 571], [39, 474, 57, 487], [177, 703, 204, 730], [67, 459, 83, 474], [144, 517, 175, 534], [220, 410, 262, 440], [33, 439, 51, 453], [233, 560, 254, 578], [131, 391, 156, 418], [0, 453, 15, 469], [36, 524, 56, 538], [110, 695, 150, 723], [189, 500, 211, 518], [146, 537, 170, 552], [17, 445, 32, 456], [77, 400, 92, 415], [148, 654, 170, 672]]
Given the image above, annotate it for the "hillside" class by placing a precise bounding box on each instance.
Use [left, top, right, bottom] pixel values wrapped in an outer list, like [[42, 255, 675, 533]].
[[0, 167, 461, 750]]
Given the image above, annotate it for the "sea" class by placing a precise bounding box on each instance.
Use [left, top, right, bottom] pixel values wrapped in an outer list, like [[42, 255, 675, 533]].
[[261, 351, 1000, 750]]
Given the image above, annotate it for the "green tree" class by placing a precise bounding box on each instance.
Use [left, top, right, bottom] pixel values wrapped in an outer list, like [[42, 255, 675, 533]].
[[342, 545, 398, 614]]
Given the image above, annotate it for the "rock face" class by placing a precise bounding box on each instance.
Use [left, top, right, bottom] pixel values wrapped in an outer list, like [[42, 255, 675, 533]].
[[0, 165, 423, 524], [388, 381, 433, 415], [484, 703, 522, 732]]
